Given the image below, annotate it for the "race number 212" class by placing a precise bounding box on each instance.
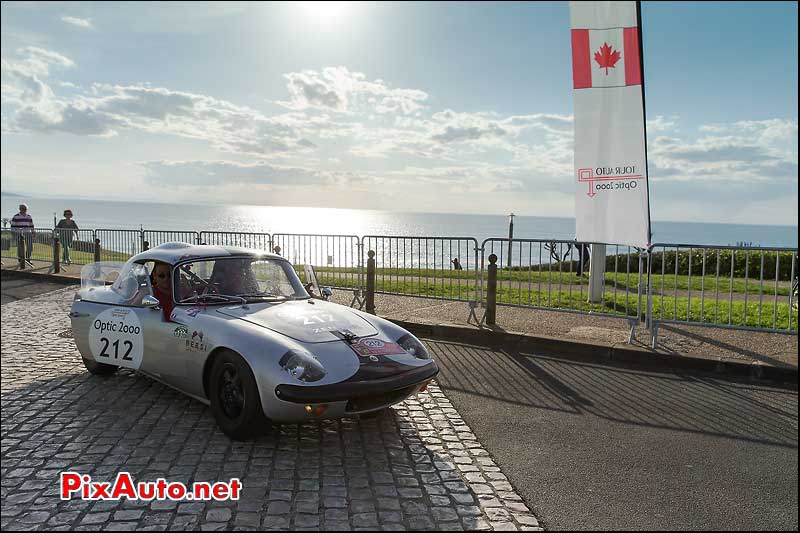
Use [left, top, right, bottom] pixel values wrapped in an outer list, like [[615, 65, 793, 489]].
[[98, 338, 133, 360]]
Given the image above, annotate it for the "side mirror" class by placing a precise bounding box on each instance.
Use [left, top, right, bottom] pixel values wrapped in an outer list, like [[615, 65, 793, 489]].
[[321, 287, 333, 301], [142, 295, 161, 308]]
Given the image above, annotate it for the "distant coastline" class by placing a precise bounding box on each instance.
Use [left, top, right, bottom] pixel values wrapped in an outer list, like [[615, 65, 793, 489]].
[[2, 194, 797, 248]]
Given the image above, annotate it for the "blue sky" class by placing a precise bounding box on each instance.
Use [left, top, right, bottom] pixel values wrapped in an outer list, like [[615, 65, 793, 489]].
[[1, 1, 797, 224]]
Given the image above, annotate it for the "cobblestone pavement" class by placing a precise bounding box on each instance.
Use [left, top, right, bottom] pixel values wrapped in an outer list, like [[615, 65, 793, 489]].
[[1, 287, 542, 531]]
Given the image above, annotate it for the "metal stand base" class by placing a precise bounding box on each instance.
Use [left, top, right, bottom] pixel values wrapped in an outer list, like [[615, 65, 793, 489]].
[[467, 301, 481, 326], [650, 322, 659, 349], [350, 289, 366, 310], [627, 318, 638, 344]]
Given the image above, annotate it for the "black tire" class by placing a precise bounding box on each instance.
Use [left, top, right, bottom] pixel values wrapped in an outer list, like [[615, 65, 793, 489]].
[[209, 350, 271, 440], [82, 357, 118, 376]]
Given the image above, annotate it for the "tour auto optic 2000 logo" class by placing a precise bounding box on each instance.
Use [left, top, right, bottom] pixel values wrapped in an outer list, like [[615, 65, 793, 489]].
[[577, 166, 644, 198]]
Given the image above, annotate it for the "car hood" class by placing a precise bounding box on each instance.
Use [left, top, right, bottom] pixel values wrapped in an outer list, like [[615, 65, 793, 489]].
[[217, 299, 379, 344]]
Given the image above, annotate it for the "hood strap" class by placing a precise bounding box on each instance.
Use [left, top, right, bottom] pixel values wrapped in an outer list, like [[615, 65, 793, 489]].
[[329, 329, 358, 344]]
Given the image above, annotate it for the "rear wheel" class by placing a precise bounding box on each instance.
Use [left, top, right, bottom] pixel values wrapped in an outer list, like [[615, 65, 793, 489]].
[[82, 357, 117, 376], [209, 350, 271, 440]]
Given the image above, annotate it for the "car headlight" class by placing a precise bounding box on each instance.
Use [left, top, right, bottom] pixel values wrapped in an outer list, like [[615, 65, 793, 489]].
[[398, 334, 430, 360], [279, 350, 326, 383]]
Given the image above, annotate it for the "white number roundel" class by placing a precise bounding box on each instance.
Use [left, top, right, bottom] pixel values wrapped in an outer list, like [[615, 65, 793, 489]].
[[88, 308, 144, 370]]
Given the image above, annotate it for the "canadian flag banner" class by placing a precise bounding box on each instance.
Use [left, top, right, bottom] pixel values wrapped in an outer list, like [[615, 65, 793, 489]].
[[570, 1, 651, 249], [571, 27, 641, 89]]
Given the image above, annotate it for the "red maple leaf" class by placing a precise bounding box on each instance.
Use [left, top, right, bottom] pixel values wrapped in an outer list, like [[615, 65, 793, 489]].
[[594, 42, 621, 75]]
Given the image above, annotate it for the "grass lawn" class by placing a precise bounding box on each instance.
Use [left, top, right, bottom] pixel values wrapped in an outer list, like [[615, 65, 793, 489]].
[[312, 270, 797, 330], [1, 242, 130, 264], [312, 265, 792, 296]]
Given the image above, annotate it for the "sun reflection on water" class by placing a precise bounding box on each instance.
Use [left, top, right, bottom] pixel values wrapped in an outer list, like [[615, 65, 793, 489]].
[[223, 205, 383, 236]]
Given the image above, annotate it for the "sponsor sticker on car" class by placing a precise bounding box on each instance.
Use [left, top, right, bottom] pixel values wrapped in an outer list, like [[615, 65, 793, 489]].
[[88, 307, 144, 370], [350, 338, 406, 357], [185, 330, 208, 352]]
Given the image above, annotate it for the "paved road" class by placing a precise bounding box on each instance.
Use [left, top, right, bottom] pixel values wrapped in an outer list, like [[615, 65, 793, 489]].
[[428, 339, 799, 530], [0, 286, 540, 531], [2, 277, 797, 530]]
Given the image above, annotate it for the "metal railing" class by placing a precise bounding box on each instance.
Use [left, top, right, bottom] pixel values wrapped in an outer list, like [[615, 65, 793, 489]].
[[271, 234, 362, 292], [1, 229, 19, 261], [647, 243, 798, 346], [361, 236, 480, 304], [481, 238, 643, 321], [2, 225, 797, 339], [54, 229, 97, 266], [142, 230, 199, 248], [199, 231, 272, 250], [94, 229, 142, 263], [1, 228, 53, 264]]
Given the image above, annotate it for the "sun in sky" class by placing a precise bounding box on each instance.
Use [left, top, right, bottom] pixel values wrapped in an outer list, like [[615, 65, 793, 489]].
[[299, 1, 354, 27]]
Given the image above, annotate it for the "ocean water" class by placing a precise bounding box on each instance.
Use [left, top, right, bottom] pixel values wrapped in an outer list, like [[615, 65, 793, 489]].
[[2, 194, 797, 248]]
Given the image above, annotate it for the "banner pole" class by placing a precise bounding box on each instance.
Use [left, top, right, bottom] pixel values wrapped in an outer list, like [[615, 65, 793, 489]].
[[636, 0, 652, 247], [628, 249, 644, 344]]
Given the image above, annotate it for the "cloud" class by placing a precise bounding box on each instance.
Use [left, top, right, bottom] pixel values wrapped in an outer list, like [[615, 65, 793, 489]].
[[646, 115, 678, 132], [276, 66, 428, 115], [657, 137, 778, 164], [1, 46, 74, 82], [504, 113, 573, 134], [61, 16, 93, 29], [3, 48, 312, 155], [349, 110, 574, 164], [431, 123, 508, 143], [282, 69, 347, 111], [14, 103, 118, 136], [140, 159, 365, 187], [649, 119, 797, 184], [5, 74, 312, 155], [1, 47, 76, 131]]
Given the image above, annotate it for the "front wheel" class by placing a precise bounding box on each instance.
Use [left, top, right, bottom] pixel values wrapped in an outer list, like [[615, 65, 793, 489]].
[[209, 350, 271, 440], [82, 357, 118, 376]]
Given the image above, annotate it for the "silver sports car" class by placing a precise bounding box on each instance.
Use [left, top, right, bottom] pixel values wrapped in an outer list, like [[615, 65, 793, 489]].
[[69, 243, 438, 440]]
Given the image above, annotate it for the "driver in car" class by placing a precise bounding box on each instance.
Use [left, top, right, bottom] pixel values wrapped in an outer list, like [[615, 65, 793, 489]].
[[210, 259, 259, 296], [151, 261, 175, 321]]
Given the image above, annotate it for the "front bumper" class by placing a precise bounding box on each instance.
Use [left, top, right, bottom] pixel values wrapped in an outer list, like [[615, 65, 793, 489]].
[[274, 361, 439, 404]]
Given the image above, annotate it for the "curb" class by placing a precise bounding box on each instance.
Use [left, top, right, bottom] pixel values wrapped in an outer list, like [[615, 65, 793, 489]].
[[390, 319, 798, 385], [3, 267, 796, 384], [1, 268, 80, 285]]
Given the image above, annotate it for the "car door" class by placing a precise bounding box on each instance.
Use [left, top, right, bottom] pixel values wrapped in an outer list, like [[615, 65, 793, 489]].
[[72, 261, 160, 374], [134, 261, 197, 392]]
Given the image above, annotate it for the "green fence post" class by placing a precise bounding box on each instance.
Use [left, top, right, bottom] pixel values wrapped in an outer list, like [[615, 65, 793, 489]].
[[366, 250, 376, 315], [17, 233, 25, 269], [486, 254, 498, 325], [53, 235, 61, 273]]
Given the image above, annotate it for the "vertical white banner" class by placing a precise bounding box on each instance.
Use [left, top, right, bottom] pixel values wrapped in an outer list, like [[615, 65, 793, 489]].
[[570, 1, 651, 248]]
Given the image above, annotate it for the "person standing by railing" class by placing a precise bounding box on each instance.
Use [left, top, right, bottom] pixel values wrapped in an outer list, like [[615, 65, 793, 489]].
[[56, 209, 78, 265], [10, 203, 34, 261]]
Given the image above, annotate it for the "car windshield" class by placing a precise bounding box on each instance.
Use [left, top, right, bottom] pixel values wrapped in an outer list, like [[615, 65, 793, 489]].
[[79, 261, 152, 306], [174, 256, 309, 304]]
